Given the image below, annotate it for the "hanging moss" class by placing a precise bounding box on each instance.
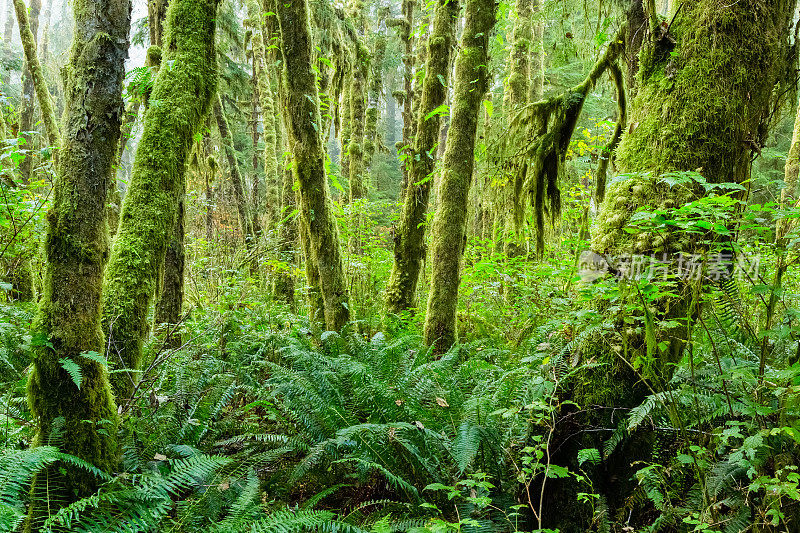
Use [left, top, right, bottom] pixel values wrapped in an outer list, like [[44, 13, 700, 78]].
[[384, 0, 458, 316], [277, 0, 350, 330], [25, 0, 130, 525], [102, 0, 220, 401], [423, 0, 496, 353]]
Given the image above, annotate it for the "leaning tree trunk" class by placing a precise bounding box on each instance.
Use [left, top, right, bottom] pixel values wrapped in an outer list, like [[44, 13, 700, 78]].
[[384, 0, 458, 316], [102, 0, 219, 401], [277, 0, 350, 330], [15, 0, 39, 183], [149, 1, 186, 348], [25, 0, 130, 525], [547, 3, 797, 531], [423, 0, 496, 353], [13, 0, 57, 147]]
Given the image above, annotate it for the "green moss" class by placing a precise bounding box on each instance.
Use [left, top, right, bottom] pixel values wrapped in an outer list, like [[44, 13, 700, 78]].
[[25, 0, 130, 524], [385, 0, 458, 316], [102, 0, 220, 400], [278, 0, 350, 330], [423, 0, 495, 352]]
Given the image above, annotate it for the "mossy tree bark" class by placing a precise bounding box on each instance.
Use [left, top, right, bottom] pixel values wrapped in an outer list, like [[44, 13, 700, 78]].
[[277, 0, 350, 330], [387, 0, 415, 192], [777, 98, 800, 241], [25, 0, 130, 523], [384, 0, 458, 315], [364, 5, 389, 173], [102, 0, 219, 401], [423, 0, 496, 353], [15, 0, 39, 183], [14, 0, 58, 147], [150, 0, 184, 348], [549, 4, 798, 530], [213, 95, 255, 248], [501, 0, 533, 256]]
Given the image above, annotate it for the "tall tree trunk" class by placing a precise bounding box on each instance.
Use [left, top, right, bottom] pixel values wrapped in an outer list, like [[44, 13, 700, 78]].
[[148, 0, 185, 346], [423, 0, 496, 353], [1, 0, 13, 88], [501, 0, 532, 257], [550, 3, 798, 530], [36, 0, 48, 58], [25, 0, 130, 524], [254, 28, 279, 230], [249, 46, 262, 236], [390, 0, 414, 193], [777, 98, 800, 241], [384, 0, 458, 315], [148, 0, 169, 47], [277, 0, 350, 330], [15, 0, 39, 182], [273, 66, 298, 306], [102, 0, 219, 401], [213, 95, 255, 248]]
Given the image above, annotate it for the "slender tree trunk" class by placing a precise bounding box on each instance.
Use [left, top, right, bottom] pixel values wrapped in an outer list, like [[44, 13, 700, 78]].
[[502, 0, 532, 257], [148, 0, 169, 47], [254, 28, 279, 230], [15, 0, 39, 182], [1, 0, 13, 88], [277, 0, 350, 330], [273, 68, 298, 306], [25, 0, 130, 525], [249, 48, 262, 236], [423, 0, 496, 353], [364, 5, 388, 174], [14, 0, 58, 151], [384, 0, 458, 315], [102, 0, 219, 401], [213, 95, 255, 248], [36, 0, 48, 58], [392, 0, 414, 193], [777, 97, 800, 241]]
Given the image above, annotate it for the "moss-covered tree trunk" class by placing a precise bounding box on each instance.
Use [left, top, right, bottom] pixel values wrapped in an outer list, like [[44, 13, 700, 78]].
[[390, 0, 415, 193], [501, 0, 532, 257], [423, 0, 496, 352], [384, 0, 458, 315], [778, 98, 800, 241], [102, 0, 219, 401], [15, 0, 39, 183], [551, 4, 798, 530], [277, 0, 350, 330], [213, 95, 255, 248], [150, 0, 184, 348], [253, 29, 276, 233], [25, 0, 130, 524], [13, 0, 57, 146], [364, 6, 388, 173], [272, 61, 299, 307], [148, 0, 169, 48]]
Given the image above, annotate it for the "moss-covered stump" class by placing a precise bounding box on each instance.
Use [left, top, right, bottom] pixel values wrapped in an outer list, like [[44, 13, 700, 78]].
[[25, 0, 130, 526], [102, 0, 220, 401]]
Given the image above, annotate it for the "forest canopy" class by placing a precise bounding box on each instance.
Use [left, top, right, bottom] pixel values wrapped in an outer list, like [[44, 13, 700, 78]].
[[1, 0, 800, 531]]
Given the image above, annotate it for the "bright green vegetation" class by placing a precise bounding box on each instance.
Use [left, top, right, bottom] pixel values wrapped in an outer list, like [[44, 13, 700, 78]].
[[1, 0, 800, 531]]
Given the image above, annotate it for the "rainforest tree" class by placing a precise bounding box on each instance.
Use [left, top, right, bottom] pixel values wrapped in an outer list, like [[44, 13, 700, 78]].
[[102, 0, 220, 400], [423, 0, 497, 352], [25, 0, 130, 522]]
